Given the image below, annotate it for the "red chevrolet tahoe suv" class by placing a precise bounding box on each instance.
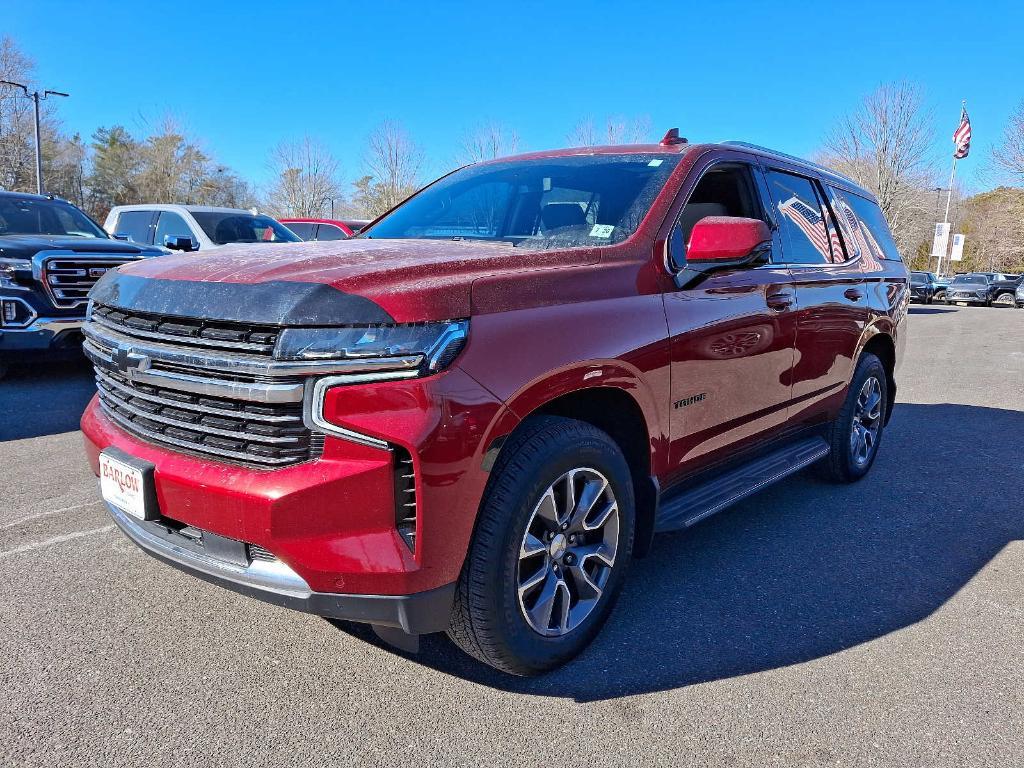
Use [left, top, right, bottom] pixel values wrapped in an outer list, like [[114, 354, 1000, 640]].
[[81, 133, 908, 675]]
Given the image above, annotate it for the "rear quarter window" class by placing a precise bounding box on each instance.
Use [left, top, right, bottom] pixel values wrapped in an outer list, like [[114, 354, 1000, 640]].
[[113, 210, 155, 244], [284, 222, 316, 239], [829, 189, 902, 262]]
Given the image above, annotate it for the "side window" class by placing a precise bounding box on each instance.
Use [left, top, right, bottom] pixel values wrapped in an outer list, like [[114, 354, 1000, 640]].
[[315, 224, 347, 241], [284, 222, 316, 239], [764, 170, 841, 264], [831, 188, 902, 262], [114, 210, 154, 244], [154, 211, 197, 248], [677, 163, 765, 242]]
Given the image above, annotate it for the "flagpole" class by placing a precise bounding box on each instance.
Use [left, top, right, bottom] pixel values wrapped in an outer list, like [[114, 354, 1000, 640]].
[[937, 156, 957, 275]]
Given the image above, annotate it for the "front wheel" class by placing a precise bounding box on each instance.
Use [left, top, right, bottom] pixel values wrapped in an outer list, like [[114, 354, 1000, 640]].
[[820, 353, 888, 483], [447, 416, 635, 675]]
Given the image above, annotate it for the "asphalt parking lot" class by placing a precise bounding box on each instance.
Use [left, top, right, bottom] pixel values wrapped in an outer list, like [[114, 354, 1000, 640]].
[[1, 304, 1022, 767]]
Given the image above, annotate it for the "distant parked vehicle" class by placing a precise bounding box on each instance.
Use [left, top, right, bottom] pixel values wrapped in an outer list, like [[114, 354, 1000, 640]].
[[278, 218, 353, 240], [0, 191, 163, 378], [987, 273, 1022, 307], [910, 271, 941, 303], [1016, 281, 1024, 308], [342, 219, 372, 234], [943, 272, 1019, 306], [103, 205, 301, 252]]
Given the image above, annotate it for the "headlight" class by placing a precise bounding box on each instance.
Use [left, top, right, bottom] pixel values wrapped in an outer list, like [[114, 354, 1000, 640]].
[[0, 257, 31, 289], [276, 320, 469, 375]]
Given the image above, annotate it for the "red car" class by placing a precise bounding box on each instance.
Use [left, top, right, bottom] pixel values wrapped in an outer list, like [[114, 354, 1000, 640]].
[[279, 218, 363, 240], [81, 132, 908, 675]]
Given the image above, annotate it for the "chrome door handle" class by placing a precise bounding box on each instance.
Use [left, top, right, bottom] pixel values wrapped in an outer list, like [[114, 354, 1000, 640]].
[[844, 288, 865, 301], [766, 292, 795, 311]]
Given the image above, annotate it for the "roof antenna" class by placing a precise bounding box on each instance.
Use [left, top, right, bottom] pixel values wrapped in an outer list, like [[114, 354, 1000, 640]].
[[660, 128, 688, 146]]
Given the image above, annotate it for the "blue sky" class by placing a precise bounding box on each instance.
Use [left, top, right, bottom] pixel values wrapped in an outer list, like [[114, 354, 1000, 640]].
[[6, 0, 1023, 192]]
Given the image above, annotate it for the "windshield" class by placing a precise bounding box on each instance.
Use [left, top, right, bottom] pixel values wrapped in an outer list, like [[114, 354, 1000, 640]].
[[0, 196, 107, 238], [952, 274, 987, 285], [362, 153, 684, 250], [190, 212, 301, 245], [910, 273, 929, 284]]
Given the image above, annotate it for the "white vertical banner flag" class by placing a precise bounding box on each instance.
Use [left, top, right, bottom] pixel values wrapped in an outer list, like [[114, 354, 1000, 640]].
[[931, 222, 951, 259], [950, 233, 965, 261]]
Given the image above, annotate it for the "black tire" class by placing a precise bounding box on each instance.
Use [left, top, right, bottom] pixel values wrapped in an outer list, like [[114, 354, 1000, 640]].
[[447, 416, 635, 676], [820, 353, 888, 483]]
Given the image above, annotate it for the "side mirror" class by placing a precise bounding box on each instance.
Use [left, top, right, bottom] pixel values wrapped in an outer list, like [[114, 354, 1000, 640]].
[[163, 235, 197, 252], [112, 233, 131, 241], [671, 216, 772, 289]]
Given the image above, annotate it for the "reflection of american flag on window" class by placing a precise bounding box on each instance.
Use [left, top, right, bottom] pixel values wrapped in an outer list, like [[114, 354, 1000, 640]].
[[778, 196, 841, 261], [836, 197, 882, 269]]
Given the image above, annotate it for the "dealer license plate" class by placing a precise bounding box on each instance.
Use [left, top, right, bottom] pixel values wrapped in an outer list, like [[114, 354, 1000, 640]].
[[99, 451, 148, 520]]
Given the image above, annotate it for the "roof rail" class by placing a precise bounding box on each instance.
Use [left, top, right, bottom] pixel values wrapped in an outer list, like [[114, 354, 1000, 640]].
[[720, 141, 861, 188]]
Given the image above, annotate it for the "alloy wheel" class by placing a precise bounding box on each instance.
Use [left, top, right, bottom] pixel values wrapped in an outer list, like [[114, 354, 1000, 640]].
[[850, 376, 883, 467], [517, 468, 619, 637]]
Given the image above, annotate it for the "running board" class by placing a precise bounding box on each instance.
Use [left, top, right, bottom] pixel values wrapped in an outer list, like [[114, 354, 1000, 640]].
[[654, 436, 830, 532]]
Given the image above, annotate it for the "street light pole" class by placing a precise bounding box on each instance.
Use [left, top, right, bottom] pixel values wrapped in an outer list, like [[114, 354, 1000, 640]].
[[0, 80, 69, 195]]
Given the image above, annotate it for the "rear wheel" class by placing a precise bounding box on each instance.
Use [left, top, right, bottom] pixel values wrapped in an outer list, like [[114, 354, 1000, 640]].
[[994, 292, 1016, 307], [447, 416, 635, 675], [820, 353, 888, 483]]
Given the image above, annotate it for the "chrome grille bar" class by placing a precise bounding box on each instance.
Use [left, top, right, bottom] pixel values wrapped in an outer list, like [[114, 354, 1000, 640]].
[[83, 339, 305, 404], [34, 254, 137, 309], [83, 321, 423, 379], [95, 368, 300, 423]]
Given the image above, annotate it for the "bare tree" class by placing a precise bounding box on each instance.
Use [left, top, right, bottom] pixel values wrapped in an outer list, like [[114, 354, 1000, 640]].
[[990, 101, 1024, 184], [0, 36, 42, 191], [457, 121, 519, 164], [819, 82, 937, 256], [264, 136, 345, 218], [567, 115, 651, 147], [353, 121, 424, 218]]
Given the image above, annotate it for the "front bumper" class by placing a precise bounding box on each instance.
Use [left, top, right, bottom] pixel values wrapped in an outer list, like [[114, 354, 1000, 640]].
[[106, 501, 455, 633], [946, 293, 988, 304], [82, 360, 510, 600], [0, 315, 85, 357]]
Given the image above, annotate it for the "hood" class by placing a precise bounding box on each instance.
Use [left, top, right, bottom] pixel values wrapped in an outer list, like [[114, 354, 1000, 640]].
[[92, 238, 593, 325], [0, 234, 162, 259]]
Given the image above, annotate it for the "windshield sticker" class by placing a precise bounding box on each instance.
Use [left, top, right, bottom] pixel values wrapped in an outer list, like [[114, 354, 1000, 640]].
[[648, 159, 664, 167], [590, 224, 614, 238]]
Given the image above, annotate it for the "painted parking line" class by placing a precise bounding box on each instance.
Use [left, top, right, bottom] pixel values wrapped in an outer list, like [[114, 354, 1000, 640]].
[[0, 524, 115, 560]]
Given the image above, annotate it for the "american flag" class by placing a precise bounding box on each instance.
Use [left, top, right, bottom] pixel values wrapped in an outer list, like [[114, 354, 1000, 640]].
[[953, 106, 971, 159], [778, 197, 843, 262]]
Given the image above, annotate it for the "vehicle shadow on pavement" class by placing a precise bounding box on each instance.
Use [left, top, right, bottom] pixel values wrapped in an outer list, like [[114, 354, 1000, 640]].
[[0, 359, 96, 441], [333, 402, 1024, 701], [908, 306, 957, 315]]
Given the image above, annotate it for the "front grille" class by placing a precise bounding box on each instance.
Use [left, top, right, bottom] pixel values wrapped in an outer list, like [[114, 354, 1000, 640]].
[[41, 256, 136, 308], [86, 304, 322, 468], [95, 367, 316, 467], [91, 304, 279, 355]]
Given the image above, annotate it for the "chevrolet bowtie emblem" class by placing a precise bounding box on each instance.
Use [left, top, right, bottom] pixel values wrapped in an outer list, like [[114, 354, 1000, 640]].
[[112, 344, 151, 378]]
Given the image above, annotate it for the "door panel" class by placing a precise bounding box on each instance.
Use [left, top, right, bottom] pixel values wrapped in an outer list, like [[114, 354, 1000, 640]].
[[762, 169, 868, 424], [665, 264, 797, 475]]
